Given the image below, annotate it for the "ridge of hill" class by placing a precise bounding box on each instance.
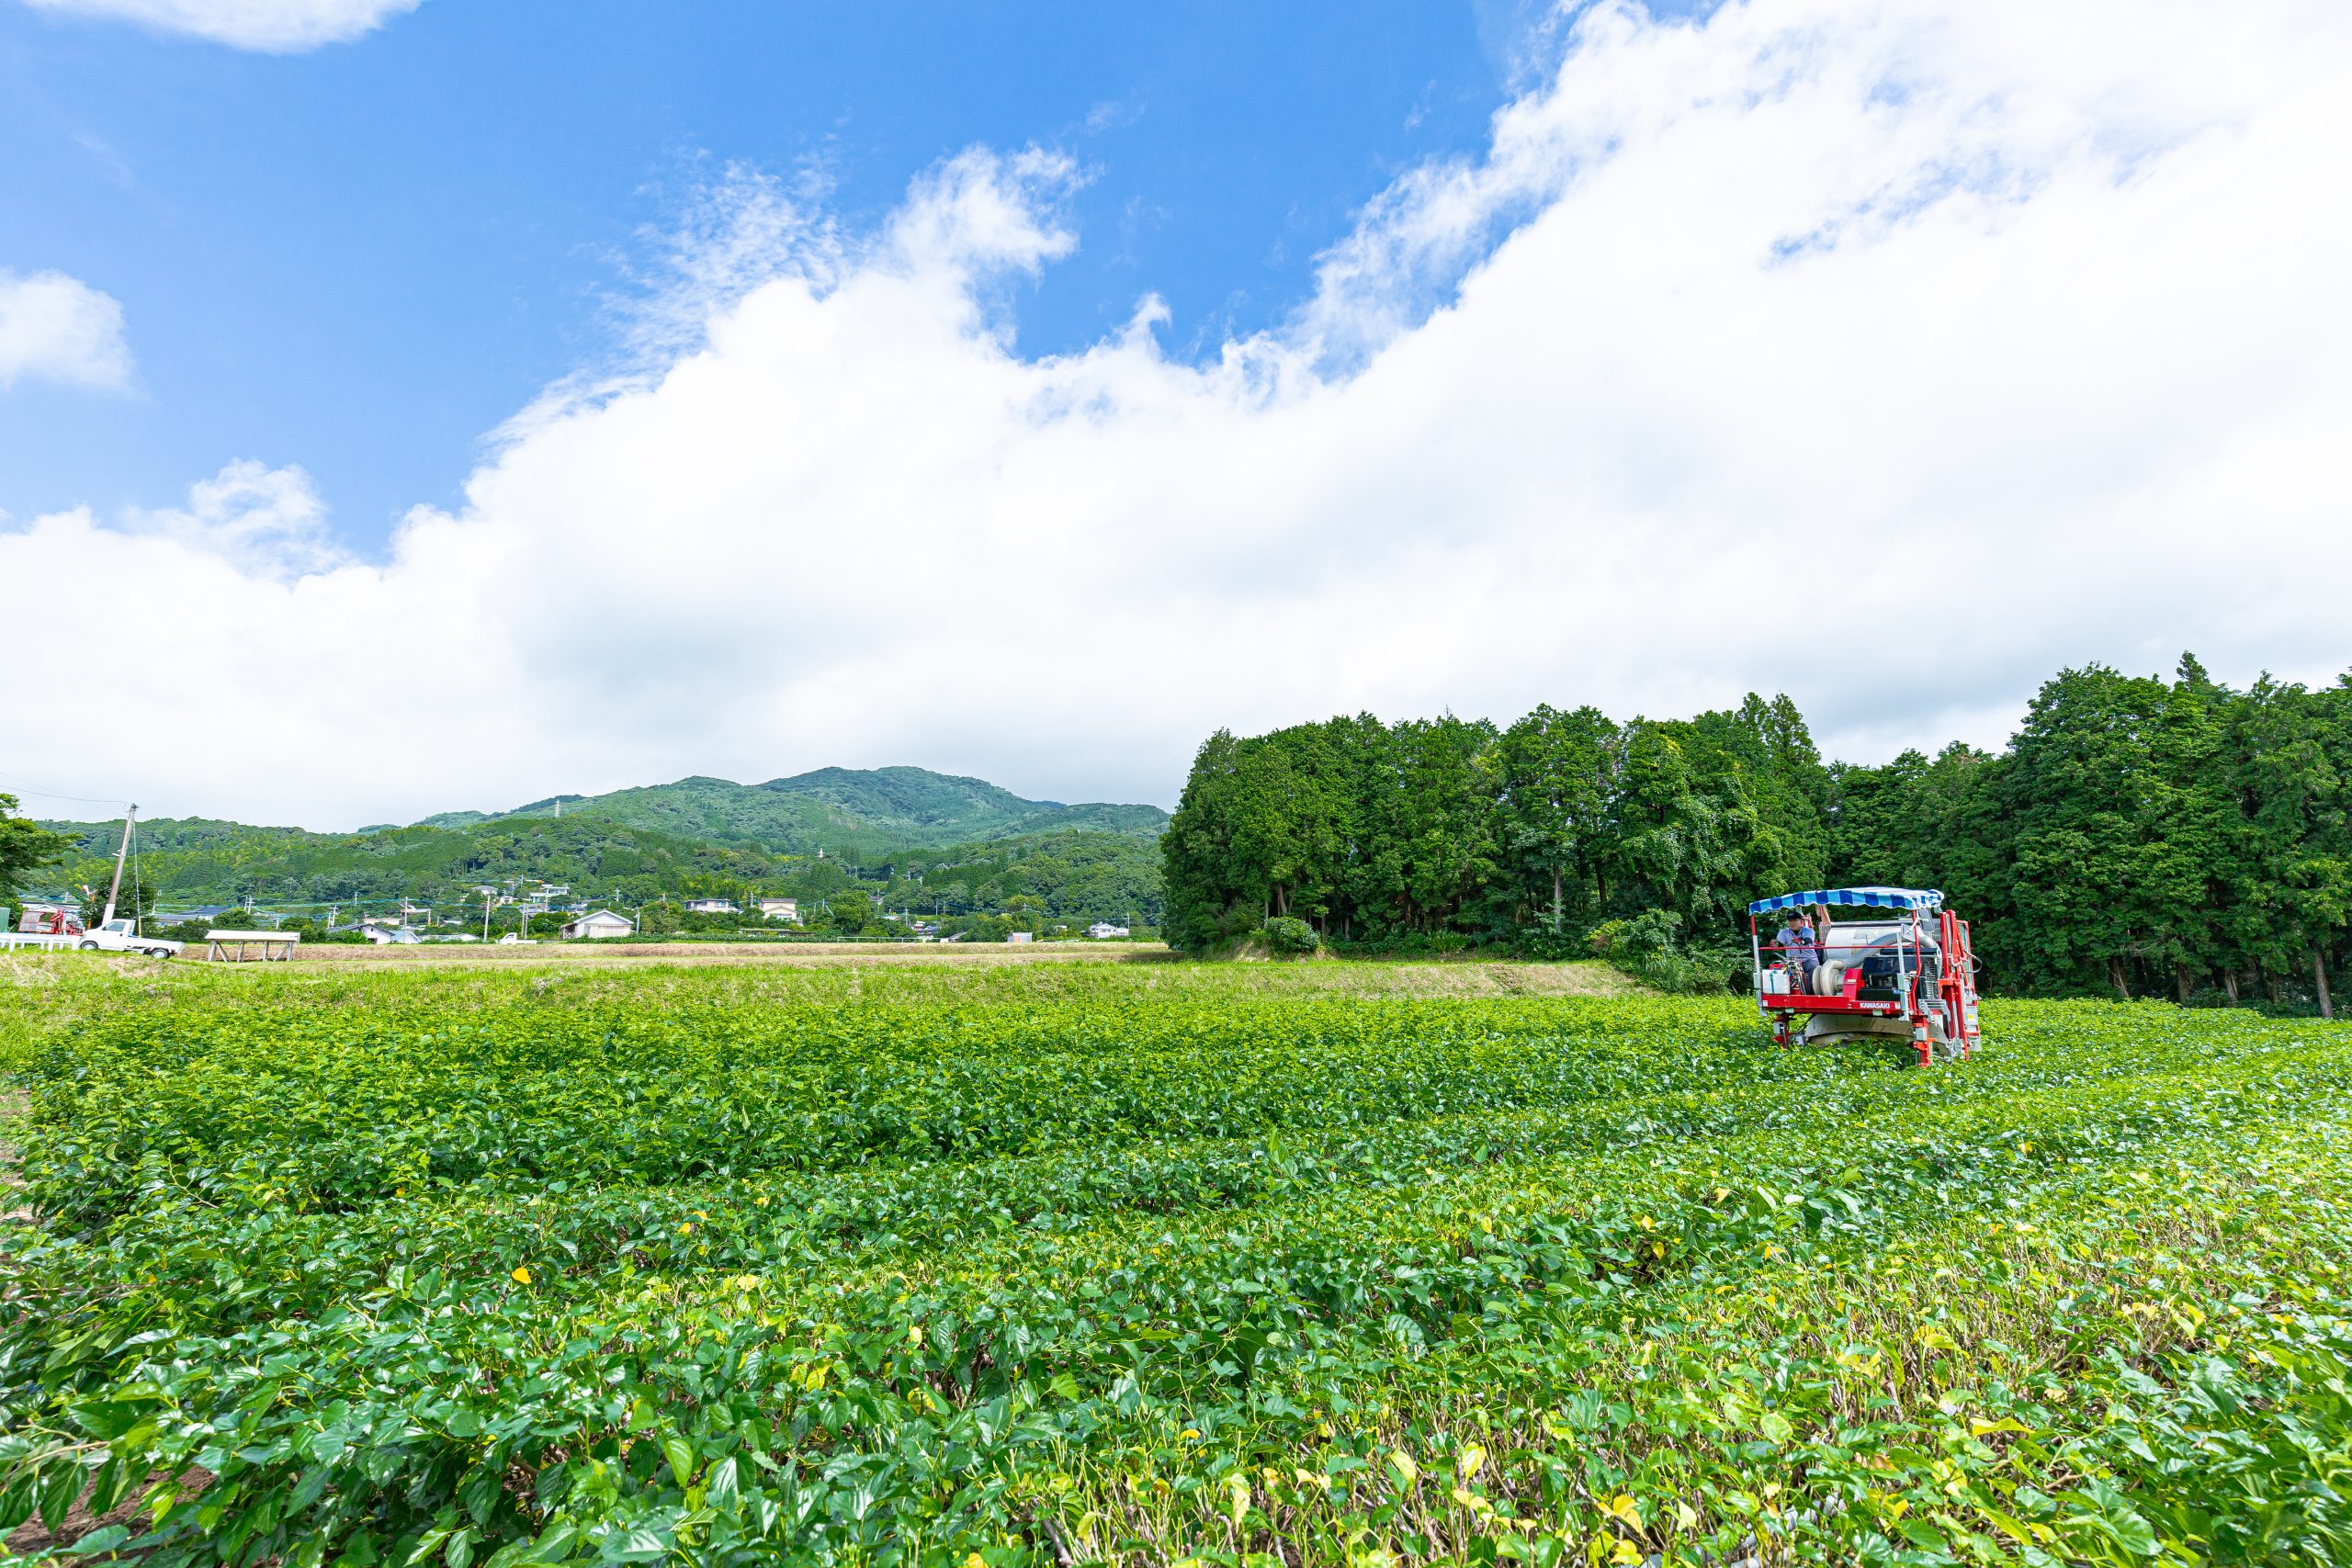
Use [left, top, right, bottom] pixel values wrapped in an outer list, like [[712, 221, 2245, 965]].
[[23, 815, 1161, 926], [22, 766, 1167, 917], [424, 766, 1165, 856]]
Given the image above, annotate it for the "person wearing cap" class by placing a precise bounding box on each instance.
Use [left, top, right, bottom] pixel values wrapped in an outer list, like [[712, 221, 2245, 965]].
[[1777, 908, 1820, 994]]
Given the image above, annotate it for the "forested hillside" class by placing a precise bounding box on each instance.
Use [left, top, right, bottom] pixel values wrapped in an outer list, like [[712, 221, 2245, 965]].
[[18, 764, 1166, 931], [434, 766, 1165, 857], [1162, 658, 2351, 1006], [24, 815, 1161, 931]]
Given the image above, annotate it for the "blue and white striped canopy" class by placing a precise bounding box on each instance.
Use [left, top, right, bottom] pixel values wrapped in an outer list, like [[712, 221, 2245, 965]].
[[1747, 886, 1943, 916]]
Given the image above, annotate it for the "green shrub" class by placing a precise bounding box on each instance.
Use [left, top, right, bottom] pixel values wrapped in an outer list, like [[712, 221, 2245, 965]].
[[1587, 909, 1730, 993], [1260, 915, 1320, 955]]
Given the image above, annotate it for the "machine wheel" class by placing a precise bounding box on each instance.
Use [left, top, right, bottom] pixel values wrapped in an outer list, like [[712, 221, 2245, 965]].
[[77, 939, 99, 951]]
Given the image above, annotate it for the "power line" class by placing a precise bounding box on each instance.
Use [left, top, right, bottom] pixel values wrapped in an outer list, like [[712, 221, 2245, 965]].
[[0, 769, 131, 811]]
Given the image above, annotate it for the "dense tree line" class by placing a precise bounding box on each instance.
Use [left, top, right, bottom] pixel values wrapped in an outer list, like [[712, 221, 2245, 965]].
[[1162, 659, 2351, 1009]]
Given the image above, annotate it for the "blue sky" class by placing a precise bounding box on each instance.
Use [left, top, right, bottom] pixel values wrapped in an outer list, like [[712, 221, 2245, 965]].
[[1, 0, 1566, 546], [2, 0, 2345, 827]]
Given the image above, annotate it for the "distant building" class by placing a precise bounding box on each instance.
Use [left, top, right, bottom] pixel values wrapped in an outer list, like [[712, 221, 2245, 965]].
[[757, 897, 799, 922], [1088, 921, 1131, 940], [1005, 930, 1034, 944], [560, 909, 636, 940], [684, 897, 739, 914]]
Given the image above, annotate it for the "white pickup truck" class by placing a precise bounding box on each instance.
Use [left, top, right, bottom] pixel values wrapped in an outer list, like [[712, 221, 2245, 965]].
[[1, 918, 182, 958]]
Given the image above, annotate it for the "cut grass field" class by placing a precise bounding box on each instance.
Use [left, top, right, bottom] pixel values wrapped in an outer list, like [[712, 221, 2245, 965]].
[[0, 957, 2345, 1564]]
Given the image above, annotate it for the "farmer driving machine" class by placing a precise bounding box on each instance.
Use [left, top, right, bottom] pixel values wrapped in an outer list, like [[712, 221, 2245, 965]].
[[1750, 886, 1979, 1066]]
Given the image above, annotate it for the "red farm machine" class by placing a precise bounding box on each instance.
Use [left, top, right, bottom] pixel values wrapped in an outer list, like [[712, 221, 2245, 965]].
[[1749, 886, 1979, 1066]]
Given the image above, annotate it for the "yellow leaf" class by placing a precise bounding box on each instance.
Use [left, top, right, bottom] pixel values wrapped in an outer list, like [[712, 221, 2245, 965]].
[[1458, 1442, 1487, 1479], [510, 1266, 531, 1284], [1603, 1493, 1642, 1527], [1610, 1540, 1643, 1565], [966, 1555, 986, 1568], [1389, 1450, 1420, 1487]]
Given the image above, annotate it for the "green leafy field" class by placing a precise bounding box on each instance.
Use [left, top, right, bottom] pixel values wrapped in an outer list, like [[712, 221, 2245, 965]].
[[2, 962, 2347, 1564]]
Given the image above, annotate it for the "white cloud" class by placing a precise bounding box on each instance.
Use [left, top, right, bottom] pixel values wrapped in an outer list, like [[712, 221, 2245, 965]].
[[19, 0, 417, 51], [123, 460, 345, 577], [0, 270, 133, 391], [4, 0, 2349, 828]]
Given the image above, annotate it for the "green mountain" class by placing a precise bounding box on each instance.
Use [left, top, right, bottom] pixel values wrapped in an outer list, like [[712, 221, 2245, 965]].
[[24, 766, 1167, 922], [452, 766, 1166, 858]]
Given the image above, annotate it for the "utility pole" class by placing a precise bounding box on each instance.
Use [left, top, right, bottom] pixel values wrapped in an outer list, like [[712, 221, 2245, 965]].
[[482, 888, 494, 942], [99, 805, 137, 927]]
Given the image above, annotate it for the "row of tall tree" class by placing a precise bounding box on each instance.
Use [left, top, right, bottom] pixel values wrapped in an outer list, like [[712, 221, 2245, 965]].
[[1160, 658, 2351, 1007]]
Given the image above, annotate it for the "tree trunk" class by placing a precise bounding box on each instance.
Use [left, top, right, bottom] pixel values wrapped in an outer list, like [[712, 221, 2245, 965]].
[[1551, 869, 1563, 919], [2222, 970, 2239, 1005], [2175, 964, 2192, 1005], [2315, 949, 2335, 1021], [2109, 957, 2131, 1000]]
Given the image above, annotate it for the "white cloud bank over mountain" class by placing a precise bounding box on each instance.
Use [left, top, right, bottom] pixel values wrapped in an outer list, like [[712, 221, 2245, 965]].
[[5, 0, 2349, 828], [0, 270, 133, 391], [18, 0, 417, 51]]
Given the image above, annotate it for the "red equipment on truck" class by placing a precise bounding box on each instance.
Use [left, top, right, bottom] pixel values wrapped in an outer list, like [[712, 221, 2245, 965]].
[[1749, 886, 1979, 1066]]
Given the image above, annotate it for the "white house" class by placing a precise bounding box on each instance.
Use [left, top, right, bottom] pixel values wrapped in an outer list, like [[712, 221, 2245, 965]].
[[560, 909, 636, 940], [1005, 930, 1034, 944], [1087, 921, 1131, 940], [684, 897, 739, 914], [758, 897, 799, 922]]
